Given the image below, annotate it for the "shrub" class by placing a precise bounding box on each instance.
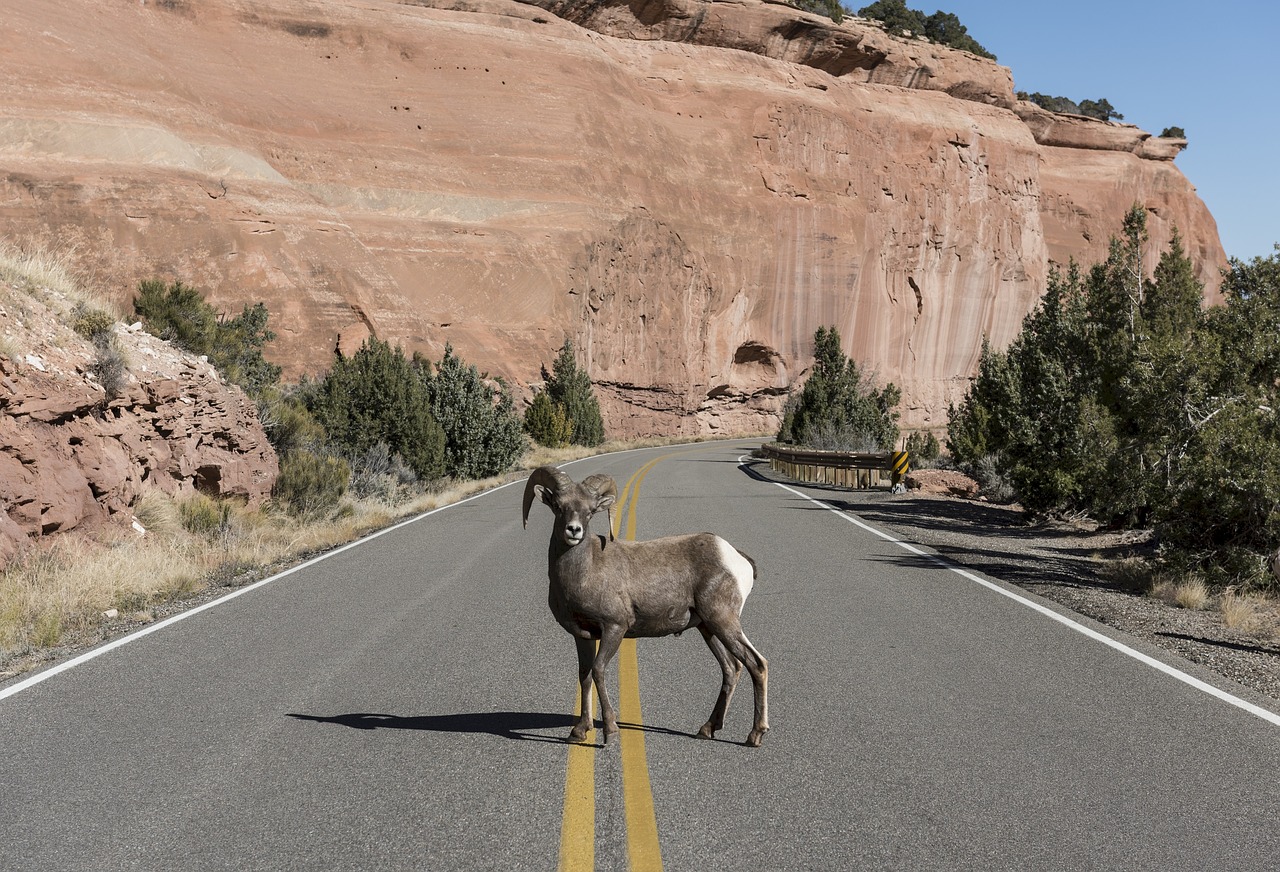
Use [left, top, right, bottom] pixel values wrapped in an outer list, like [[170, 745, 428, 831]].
[[345, 442, 420, 502], [133, 280, 281, 397], [421, 344, 525, 479], [71, 303, 116, 342], [179, 493, 231, 537], [90, 338, 127, 401], [273, 449, 350, 516], [305, 337, 446, 482], [134, 279, 219, 354], [256, 385, 326, 456], [969, 454, 1016, 504], [524, 390, 574, 448]]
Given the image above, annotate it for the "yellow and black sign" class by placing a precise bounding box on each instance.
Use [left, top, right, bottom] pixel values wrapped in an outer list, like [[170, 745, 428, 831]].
[[891, 450, 910, 483]]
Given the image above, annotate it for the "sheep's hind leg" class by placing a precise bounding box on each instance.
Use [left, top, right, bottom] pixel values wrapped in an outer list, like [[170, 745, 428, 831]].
[[707, 622, 768, 747], [696, 627, 742, 740], [569, 637, 596, 742]]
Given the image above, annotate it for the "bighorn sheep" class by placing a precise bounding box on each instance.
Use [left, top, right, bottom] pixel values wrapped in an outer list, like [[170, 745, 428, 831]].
[[522, 466, 769, 747]]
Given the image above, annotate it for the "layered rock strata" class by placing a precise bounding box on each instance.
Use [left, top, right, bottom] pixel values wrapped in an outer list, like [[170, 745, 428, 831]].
[[0, 0, 1225, 437], [0, 280, 277, 567]]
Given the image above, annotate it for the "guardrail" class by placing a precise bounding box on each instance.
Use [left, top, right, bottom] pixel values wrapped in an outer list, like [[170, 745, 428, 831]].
[[759, 443, 910, 489]]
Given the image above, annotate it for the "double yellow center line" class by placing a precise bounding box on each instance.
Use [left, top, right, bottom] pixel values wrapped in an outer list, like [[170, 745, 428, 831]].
[[558, 455, 671, 872]]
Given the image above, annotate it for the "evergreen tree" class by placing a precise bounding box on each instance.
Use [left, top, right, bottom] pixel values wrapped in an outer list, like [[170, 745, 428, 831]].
[[1158, 248, 1280, 584], [307, 337, 445, 482], [524, 390, 574, 448], [858, 2, 995, 58], [792, 0, 845, 23], [419, 344, 525, 479], [133, 280, 280, 397], [134, 279, 219, 355], [945, 211, 1280, 585], [543, 340, 605, 447], [858, 0, 925, 35], [779, 325, 900, 450], [217, 302, 282, 396]]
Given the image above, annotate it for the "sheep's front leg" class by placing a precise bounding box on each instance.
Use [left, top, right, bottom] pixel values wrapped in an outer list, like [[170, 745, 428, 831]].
[[592, 626, 625, 744], [569, 636, 596, 743]]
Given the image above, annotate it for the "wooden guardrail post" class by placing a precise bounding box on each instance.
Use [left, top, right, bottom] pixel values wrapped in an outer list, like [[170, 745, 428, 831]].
[[759, 443, 909, 491]]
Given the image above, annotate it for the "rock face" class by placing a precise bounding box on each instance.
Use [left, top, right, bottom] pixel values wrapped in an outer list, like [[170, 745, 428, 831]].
[[0, 0, 1225, 437], [0, 278, 278, 567]]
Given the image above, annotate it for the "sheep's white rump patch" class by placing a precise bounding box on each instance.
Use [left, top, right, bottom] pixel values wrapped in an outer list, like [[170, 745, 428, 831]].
[[715, 536, 754, 611]]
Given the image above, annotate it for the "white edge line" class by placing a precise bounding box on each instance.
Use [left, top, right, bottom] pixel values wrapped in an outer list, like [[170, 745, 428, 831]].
[[0, 478, 525, 704], [744, 457, 1280, 730], [0, 441, 732, 704]]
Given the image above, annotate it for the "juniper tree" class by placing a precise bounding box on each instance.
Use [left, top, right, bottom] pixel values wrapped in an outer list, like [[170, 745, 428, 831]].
[[543, 340, 605, 447], [307, 337, 445, 482], [780, 325, 900, 451], [419, 344, 525, 479]]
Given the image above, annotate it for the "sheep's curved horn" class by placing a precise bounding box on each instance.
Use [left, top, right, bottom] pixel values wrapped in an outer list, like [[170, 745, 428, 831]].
[[523, 466, 574, 528], [582, 474, 618, 541], [582, 474, 617, 507]]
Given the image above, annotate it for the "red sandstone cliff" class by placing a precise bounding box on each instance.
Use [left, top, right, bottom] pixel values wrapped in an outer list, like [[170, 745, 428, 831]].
[[0, 0, 1225, 436], [0, 274, 277, 567]]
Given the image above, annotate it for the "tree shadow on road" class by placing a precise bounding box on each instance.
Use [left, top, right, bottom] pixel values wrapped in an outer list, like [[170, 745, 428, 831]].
[[286, 711, 579, 744]]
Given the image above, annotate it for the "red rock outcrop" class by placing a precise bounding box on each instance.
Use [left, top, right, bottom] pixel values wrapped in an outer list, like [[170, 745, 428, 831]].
[[0, 0, 1225, 439], [0, 278, 277, 567]]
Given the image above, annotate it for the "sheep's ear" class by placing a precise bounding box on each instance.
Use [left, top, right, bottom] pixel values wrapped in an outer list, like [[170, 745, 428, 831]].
[[538, 485, 556, 507]]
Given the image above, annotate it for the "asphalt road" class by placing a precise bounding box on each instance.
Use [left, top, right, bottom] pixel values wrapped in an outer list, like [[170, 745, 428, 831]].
[[3, 441, 1280, 871]]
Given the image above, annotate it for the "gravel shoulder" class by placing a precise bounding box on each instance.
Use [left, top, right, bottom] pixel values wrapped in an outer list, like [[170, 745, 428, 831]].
[[755, 464, 1280, 711]]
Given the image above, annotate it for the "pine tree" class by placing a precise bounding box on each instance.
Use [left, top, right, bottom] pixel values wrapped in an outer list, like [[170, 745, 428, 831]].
[[543, 340, 605, 447], [780, 325, 900, 451], [524, 391, 574, 448]]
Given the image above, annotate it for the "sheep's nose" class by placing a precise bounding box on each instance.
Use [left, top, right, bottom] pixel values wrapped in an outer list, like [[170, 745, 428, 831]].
[[565, 523, 583, 541]]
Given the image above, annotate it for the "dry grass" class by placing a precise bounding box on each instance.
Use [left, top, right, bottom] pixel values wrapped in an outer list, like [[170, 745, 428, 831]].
[[1151, 576, 1211, 611], [1217, 588, 1280, 640], [0, 240, 124, 321], [0, 434, 769, 677]]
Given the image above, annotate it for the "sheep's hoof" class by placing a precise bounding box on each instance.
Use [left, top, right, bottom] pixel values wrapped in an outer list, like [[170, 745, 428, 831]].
[[696, 723, 716, 740], [568, 726, 590, 743], [745, 728, 767, 748]]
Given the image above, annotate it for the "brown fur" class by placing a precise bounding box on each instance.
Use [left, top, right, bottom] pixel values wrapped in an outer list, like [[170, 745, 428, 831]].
[[523, 466, 769, 747]]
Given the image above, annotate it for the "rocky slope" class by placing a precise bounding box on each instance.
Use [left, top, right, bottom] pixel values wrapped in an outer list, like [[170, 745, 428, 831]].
[[0, 0, 1224, 436], [0, 275, 277, 568]]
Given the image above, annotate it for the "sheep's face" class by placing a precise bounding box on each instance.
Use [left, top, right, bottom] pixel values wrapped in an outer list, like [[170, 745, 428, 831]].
[[523, 468, 617, 548], [541, 486, 602, 547]]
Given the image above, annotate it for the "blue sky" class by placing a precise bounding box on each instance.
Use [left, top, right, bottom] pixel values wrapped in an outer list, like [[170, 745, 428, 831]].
[[917, 0, 1278, 262]]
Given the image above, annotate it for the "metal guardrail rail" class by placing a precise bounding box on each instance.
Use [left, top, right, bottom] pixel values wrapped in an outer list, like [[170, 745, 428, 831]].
[[759, 443, 910, 489]]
